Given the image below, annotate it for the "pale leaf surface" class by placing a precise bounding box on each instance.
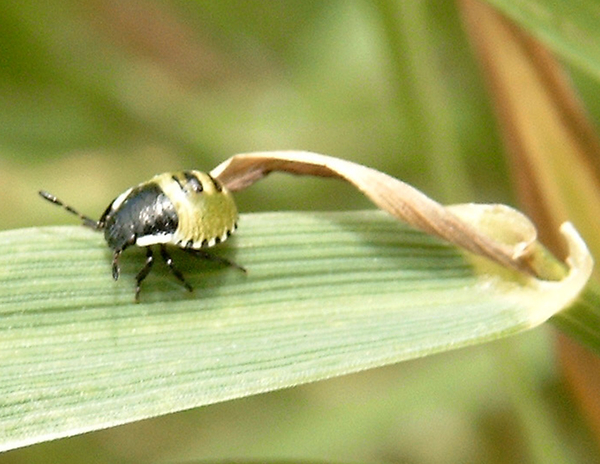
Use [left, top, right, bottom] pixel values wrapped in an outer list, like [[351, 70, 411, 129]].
[[0, 211, 590, 451]]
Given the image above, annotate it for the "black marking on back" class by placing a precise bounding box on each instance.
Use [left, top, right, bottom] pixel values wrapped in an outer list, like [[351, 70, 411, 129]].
[[207, 173, 223, 192], [171, 175, 184, 190], [102, 184, 178, 252], [183, 171, 203, 193]]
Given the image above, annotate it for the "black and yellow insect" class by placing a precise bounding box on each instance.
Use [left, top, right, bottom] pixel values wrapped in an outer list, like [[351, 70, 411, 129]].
[[39, 171, 244, 301]]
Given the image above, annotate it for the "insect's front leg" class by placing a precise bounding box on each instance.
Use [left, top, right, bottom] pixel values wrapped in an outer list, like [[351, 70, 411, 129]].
[[112, 250, 122, 281]]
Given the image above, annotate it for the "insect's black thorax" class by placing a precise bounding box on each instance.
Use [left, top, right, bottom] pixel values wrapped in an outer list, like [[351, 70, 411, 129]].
[[101, 183, 179, 252]]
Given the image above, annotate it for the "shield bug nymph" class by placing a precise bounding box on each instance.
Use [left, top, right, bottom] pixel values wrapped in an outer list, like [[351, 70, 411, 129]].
[[40, 170, 245, 301]]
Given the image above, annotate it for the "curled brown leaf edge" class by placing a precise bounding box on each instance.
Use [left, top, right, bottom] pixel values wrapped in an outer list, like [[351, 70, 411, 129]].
[[212, 151, 592, 292]]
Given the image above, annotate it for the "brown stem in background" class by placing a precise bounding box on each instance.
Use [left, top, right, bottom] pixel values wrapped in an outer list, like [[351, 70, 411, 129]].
[[458, 0, 600, 445]]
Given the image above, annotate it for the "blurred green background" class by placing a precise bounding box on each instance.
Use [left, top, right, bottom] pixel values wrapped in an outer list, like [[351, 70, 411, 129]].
[[1, 1, 598, 463], [1, 0, 511, 230]]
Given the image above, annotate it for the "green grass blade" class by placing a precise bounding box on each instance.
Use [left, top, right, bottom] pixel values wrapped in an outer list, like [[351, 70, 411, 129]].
[[0, 211, 590, 451]]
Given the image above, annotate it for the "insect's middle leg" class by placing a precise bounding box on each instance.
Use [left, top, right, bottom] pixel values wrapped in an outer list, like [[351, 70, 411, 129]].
[[160, 245, 193, 292], [135, 247, 155, 302]]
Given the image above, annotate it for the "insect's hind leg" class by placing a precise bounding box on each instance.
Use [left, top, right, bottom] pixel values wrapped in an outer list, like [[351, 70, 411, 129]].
[[160, 245, 193, 292], [185, 248, 246, 273], [135, 247, 155, 302]]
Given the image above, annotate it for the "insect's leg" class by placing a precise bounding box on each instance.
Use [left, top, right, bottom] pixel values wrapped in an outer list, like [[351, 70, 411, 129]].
[[112, 250, 122, 281], [135, 247, 155, 302], [159, 245, 193, 292], [185, 249, 246, 273]]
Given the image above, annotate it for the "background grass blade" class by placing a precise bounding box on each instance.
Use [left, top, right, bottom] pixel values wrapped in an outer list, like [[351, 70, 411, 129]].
[[482, 0, 600, 80], [0, 211, 589, 451]]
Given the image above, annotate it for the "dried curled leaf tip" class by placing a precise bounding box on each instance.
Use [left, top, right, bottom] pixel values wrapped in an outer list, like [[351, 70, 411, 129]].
[[212, 151, 591, 283]]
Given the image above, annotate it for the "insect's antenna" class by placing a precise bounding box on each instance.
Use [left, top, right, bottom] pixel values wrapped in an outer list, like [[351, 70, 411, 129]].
[[38, 190, 101, 229]]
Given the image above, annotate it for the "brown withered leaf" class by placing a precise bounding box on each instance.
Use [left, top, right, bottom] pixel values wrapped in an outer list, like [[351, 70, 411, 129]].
[[212, 150, 582, 280]]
